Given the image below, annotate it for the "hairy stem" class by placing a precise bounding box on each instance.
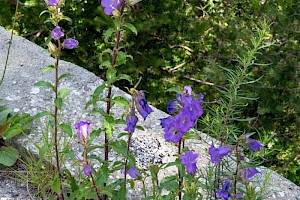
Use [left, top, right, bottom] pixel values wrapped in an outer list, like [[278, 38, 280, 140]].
[[54, 40, 64, 200], [84, 147, 101, 200], [103, 3, 127, 200]]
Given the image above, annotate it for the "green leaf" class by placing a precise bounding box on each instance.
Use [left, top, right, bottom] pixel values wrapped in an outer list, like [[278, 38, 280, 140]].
[[166, 86, 182, 93], [116, 51, 126, 66], [135, 125, 145, 131], [100, 60, 111, 69], [112, 96, 130, 108], [59, 123, 73, 137], [106, 68, 117, 84], [115, 74, 133, 84], [59, 73, 73, 81], [104, 28, 115, 43], [55, 98, 63, 109], [3, 126, 23, 140], [123, 23, 137, 35], [0, 146, 19, 166], [0, 108, 13, 125], [183, 130, 200, 140], [85, 84, 106, 108], [35, 81, 54, 91], [109, 140, 127, 157], [42, 65, 55, 74], [103, 115, 115, 138], [58, 88, 71, 99], [60, 15, 72, 22], [51, 176, 61, 195]]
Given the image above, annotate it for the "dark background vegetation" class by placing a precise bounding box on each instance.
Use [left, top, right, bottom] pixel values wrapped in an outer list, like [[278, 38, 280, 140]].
[[1, 0, 299, 185]]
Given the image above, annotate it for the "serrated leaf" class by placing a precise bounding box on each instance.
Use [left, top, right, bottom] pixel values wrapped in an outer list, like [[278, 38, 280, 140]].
[[58, 88, 71, 99], [100, 60, 112, 69], [116, 74, 133, 84], [116, 51, 126, 65], [0, 108, 13, 125], [51, 176, 61, 195], [59, 123, 73, 137], [103, 115, 115, 138], [3, 126, 23, 140], [106, 68, 117, 84], [55, 98, 63, 109], [59, 73, 73, 81], [42, 65, 55, 74], [123, 23, 137, 35], [35, 81, 54, 91], [112, 96, 130, 108], [0, 146, 19, 166], [104, 28, 115, 43]]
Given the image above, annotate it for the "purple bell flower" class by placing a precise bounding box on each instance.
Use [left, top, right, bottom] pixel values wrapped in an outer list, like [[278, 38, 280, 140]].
[[236, 193, 244, 199], [173, 111, 194, 133], [135, 92, 153, 120], [101, 0, 123, 15], [64, 38, 79, 49], [48, 0, 58, 6], [51, 26, 64, 40], [84, 165, 92, 177], [74, 121, 91, 142], [164, 126, 184, 143], [240, 167, 261, 180], [247, 138, 264, 152], [124, 114, 138, 133], [180, 151, 199, 174], [208, 144, 231, 164], [160, 116, 174, 128], [216, 179, 231, 200], [167, 101, 179, 114], [74, 152, 84, 162], [121, 166, 140, 179]]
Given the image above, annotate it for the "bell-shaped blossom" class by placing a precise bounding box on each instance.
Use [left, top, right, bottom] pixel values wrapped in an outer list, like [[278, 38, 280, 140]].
[[180, 151, 199, 174], [160, 116, 174, 128], [247, 138, 264, 152], [51, 26, 64, 40], [74, 121, 91, 142], [84, 165, 92, 177], [236, 193, 244, 199], [182, 96, 203, 121], [164, 126, 184, 143], [101, 0, 123, 15], [167, 101, 179, 114], [124, 114, 138, 133], [216, 179, 231, 200], [173, 111, 194, 133], [135, 92, 153, 120], [240, 167, 261, 180], [74, 152, 84, 162], [208, 144, 231, 164], [48, 0, 58, 6], [64, 38, 79, 49], [121, 166, 140, 179]]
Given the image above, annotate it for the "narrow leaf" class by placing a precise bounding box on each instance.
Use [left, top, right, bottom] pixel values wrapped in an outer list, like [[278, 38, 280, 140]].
[[123, 23, 137, 35], [35, 81, 54, 91], [58, 88, 71, 99], [42, 65, 55, 74], [59, 73, 73, 81]]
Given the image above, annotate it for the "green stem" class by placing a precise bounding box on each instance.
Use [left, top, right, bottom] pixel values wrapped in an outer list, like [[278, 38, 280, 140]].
[[103, 3, 127, 200], [54, 40, 64, 200]]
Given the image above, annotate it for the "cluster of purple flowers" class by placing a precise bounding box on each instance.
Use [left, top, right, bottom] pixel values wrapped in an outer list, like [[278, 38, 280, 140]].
[[124, 91, 153, 134], [74, 121, 93, 177], [160, 86, 204, 143], [50, 26, 79, 49], [213, 137, 264, 199]]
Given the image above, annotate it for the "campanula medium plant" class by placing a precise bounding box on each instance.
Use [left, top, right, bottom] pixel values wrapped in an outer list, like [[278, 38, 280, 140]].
[[6, 0, 272, 199]]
